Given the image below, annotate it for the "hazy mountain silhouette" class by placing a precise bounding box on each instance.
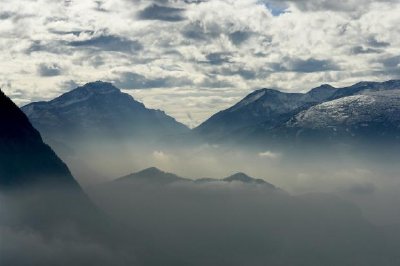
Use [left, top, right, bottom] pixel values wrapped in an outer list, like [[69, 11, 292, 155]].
[[223, 172, 274, 186], [88, 166, 394, 266], [116, 167, 189, 185], [112, 167, 277, 188]]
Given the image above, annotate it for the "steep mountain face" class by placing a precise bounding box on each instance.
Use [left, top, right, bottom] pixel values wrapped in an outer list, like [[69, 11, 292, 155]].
[[0, 90, 80, 188], [196, 80, 400, 146], [195, 85, 338, 141], [22, 81, 189, 142], [0, 90, 139, 266]]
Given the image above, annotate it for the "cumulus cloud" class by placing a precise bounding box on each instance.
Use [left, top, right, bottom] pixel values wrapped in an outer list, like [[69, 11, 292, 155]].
[[0, 0, 399, 125]]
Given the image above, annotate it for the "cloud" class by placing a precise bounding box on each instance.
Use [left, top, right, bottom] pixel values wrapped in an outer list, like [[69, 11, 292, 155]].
[[1, 0, 400, 126], [272, 0, 398, 12], [271, 58, 340, 73], [367, 36, 390, 48], [37, 63, 63, 77], [115, 72, 193, 89], [382, 55, 400, 69], [351, 46, 382, 54], [228, 30, 252, 46], [68, 34, 142, 53], [204, 52, 232, 65], [347, 182, 376, 195], [0, 12, 14, 20], [258, 150, 281, 159], [138, 4, 186, 22], [198, 76, 233, 88], [380, 55, 400, 77], [181, 20, 221, 40]]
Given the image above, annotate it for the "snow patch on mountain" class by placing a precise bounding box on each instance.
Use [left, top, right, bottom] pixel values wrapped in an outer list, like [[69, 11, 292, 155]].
[[288, 90, 400, 129]]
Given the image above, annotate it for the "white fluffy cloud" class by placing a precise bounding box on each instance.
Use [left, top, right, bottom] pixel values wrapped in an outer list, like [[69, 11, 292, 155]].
[[0, 0, 399, 126]]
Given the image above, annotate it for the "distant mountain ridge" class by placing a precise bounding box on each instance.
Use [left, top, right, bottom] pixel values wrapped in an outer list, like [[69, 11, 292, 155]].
[[194, 85, 336, 140], [112, 167, 277, 188], [195, 80, 400, 145], [22, 81, 189, 142], [194, 84, 339, 141]]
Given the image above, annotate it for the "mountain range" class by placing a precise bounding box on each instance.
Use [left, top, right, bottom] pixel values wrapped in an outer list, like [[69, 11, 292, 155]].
[[1, 87, 398, 265], [88, 166, 392, 266], [21, 79, 400, 152], [22, 81, 188, 146], [114, 166, 276, 188], [195, 80, 400, 147]]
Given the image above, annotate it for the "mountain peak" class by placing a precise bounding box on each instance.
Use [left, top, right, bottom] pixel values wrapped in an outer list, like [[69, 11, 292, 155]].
[[224, 172, 269, 185], [117, 167, 188, 184], [231, 88, 283, 111], [138, 167, 165, 175], [55, 81, 120, 103], [22, 81, 189, 142], [79, 81, 119, 94], [309, 84, 336, 92]]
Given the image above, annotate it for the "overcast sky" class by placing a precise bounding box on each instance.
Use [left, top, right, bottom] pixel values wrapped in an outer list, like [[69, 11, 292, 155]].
[[1, 0, 399, 127]]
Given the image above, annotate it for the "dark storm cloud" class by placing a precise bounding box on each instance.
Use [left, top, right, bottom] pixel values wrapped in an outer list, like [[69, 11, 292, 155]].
[[68, 35, 142, 53], [138, 4, 186, 22], [115, 72, 193, 89], [271, 57, 339, 73], [37, 63, 63, 77]]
